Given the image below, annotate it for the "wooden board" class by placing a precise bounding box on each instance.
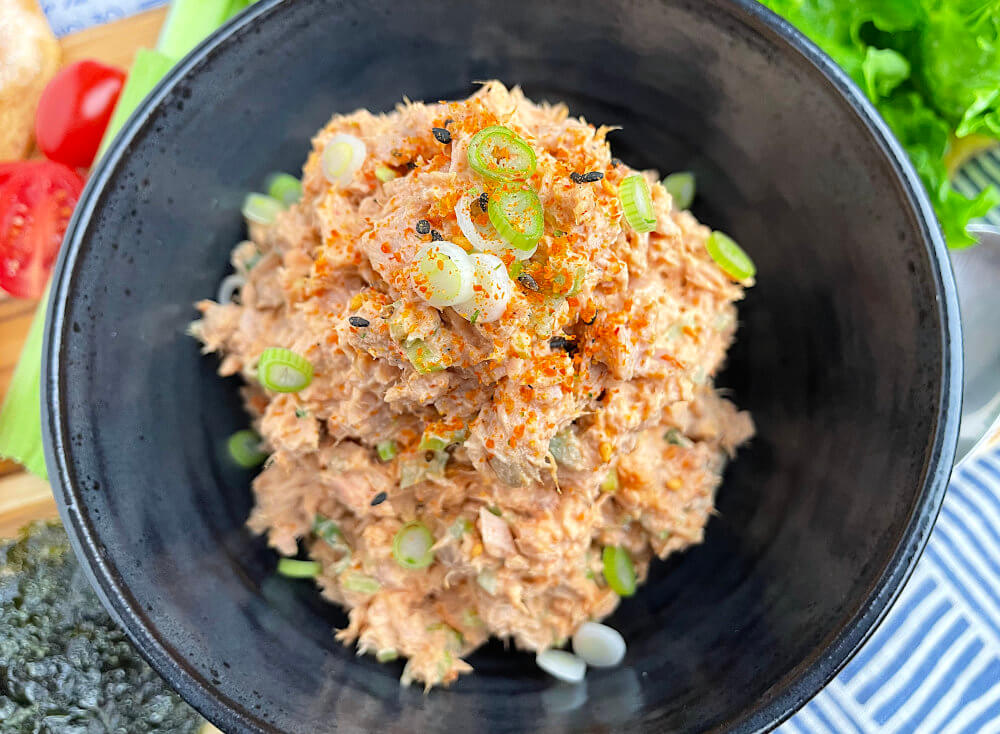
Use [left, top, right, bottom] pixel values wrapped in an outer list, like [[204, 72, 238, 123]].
[[0, 6, 167, 528]]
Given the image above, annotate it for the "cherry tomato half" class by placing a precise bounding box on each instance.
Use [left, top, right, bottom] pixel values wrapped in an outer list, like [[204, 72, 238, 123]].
[[34, 60, 126, 169], [0, 161, 85, 300]]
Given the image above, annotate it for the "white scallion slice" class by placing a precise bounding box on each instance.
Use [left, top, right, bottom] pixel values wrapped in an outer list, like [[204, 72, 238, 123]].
[[322, 133, 366, 186], [536, 649, 586, 684], [217, 273, 246, 304], [572, 622, 626, 667], [453, 253, 514, 323], [241, 193, 284, 225], [412, 241, 474, 307]]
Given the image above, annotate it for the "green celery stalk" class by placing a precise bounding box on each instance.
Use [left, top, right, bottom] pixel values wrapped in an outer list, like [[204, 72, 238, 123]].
[[96, 48, 176, 159], [0, 298, 49, 478], [156, 0, 233, 60]]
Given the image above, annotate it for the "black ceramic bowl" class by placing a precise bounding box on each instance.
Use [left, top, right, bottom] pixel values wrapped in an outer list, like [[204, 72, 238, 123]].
[[42, 0, 962, 731]]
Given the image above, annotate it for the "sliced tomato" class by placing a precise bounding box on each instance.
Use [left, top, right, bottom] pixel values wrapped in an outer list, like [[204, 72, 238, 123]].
[[0, 161, 85, 300]]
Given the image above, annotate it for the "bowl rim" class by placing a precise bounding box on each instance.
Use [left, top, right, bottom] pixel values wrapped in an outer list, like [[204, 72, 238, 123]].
[[41, 0, 963, 731]]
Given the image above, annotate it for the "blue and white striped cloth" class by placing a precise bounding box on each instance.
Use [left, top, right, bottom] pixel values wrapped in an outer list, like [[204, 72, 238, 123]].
[[40, 4, 1000, 731]]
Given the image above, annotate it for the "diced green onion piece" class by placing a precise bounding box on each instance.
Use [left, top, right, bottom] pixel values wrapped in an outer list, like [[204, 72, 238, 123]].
[[377, 440, 399, 461], [403, 339, 444, 374], [449, 518, 473, 538], [453, 253, 514, 323], [376, 649, 399, 662], [157, 0, 232, 59], [258, 348, 314, 392], [227, 429, 267, 468], [476, 569, 499, 595], [242, 193, 284, 225], [413, 241, 475, 307], [664, 428, 692, 447], [392, 522, 435, 569], [342, 572, 380, 594], [549, 429, 583, 468], [97, 49, 176, 159], [488, 188, 544, 251], [375, 165, 397, 182], [313, 515, 343, 547], [600, 468, 619, 492], [399, 450, 448, 488], [566, 266, 586, 297], [418, 426, 469, 452], [466, 125, 537, 181], [322, 134, 366, 186], [265, 173, 303, 206], [618, 175, 656, 233], [663, 172, 696, 210], [706, 231, 756, 280], [277, 558, 320, 578], [602, 546, 636, 596]]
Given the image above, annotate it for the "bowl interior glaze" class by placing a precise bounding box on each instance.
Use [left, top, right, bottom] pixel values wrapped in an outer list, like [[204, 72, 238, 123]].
[[43, 0, 960, 732]]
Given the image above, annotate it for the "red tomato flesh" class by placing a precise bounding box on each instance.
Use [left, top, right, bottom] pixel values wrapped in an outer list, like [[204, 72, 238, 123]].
[[34, 60, 125, 169], [0, 161, 85, 300]]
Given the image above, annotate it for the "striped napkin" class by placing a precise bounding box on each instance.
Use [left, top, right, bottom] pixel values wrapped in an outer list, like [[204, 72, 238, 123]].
[[37, 4, 1000, 732]]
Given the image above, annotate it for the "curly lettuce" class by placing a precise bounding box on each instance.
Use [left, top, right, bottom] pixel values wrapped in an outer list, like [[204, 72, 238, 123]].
[[762, 0, 1000, 248]]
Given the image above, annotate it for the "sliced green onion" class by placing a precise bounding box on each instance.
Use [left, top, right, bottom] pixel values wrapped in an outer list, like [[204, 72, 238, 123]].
[[548, 429, 583, 469], [663, 171, 696, 210], [258, 348, 314, 392], [412, 241, 474, 307], [600, 468, 619, 493], [277, 558, 320, 578], [566, 266, 586, 297], [454, 189, 517, 257], [376, 649, 399, 662], [664, 428, 692, 447], [265, 173, 303, 206], [449, 518, 473, 538], [227, 429, 267, 468], [476, 569, 499, 595], [241, 193, 284, 225], [322, 133, 366, 186], [706, 231, 756, 281], [602, 546, 636, 596], [392, 522, 435, 569], [342, 572, 380, 594], [377, 440, 399, 461], [618, 175, 656, 233], [488, 188, 544, 251], [466, 125, 536, 182], [418, 425, 469, 452], [404, 339, 444, 374], [375, 164, 397, 182], [453, 253, 514, 323], [313, 514, 343, 547], [399, 450, 448, 488]]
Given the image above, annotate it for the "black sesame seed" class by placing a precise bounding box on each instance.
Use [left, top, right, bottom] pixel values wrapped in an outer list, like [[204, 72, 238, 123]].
[[370, 491, 388, 506], [549, 336, 578, 355], [443, 118, 454, 127], [611, 157, 623, 167], [570, 171, 604, 184], [517, 273, 540, 292], [431, 230, 444, 241], [478, 192, 489, 212], [349, 316, 370, 328], [432, 127, 452, 144], [597, 389, 607, 402], [416, 219, 431, 235], [406, 160, 417, 170]]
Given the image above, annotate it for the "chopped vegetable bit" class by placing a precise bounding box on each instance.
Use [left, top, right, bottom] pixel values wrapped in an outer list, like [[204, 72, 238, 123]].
[[453, 253, 514, 323], [393, 522, 436, 569], [257, 348, 314, 392], [375, 164, 398, 182], [618, 175, 656, 233], [277, 558, 321, 578], [706, 231, 756, 280], [322, 134, 366, 186], [466, 125, 537, 181], [572, 622, 626, 667], [227, 429, 267, 468], [376, 649, 399, 662], [488, 187, 544, 251], [376, 439, 399, 461], [404, 339, 445, 374], [536, 649, 586, 684], [241, 193, 283, 225], [663, 171, 695, 210], [412, 241, 475, 307], [265, 172, 303, 206], [342, 572, 380, 594], [602, 546, 636, 596], [600, 469, 619, 493]]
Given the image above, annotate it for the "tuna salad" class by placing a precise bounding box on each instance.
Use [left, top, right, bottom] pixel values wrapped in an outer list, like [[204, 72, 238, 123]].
[[192, 81, 755, 689]]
